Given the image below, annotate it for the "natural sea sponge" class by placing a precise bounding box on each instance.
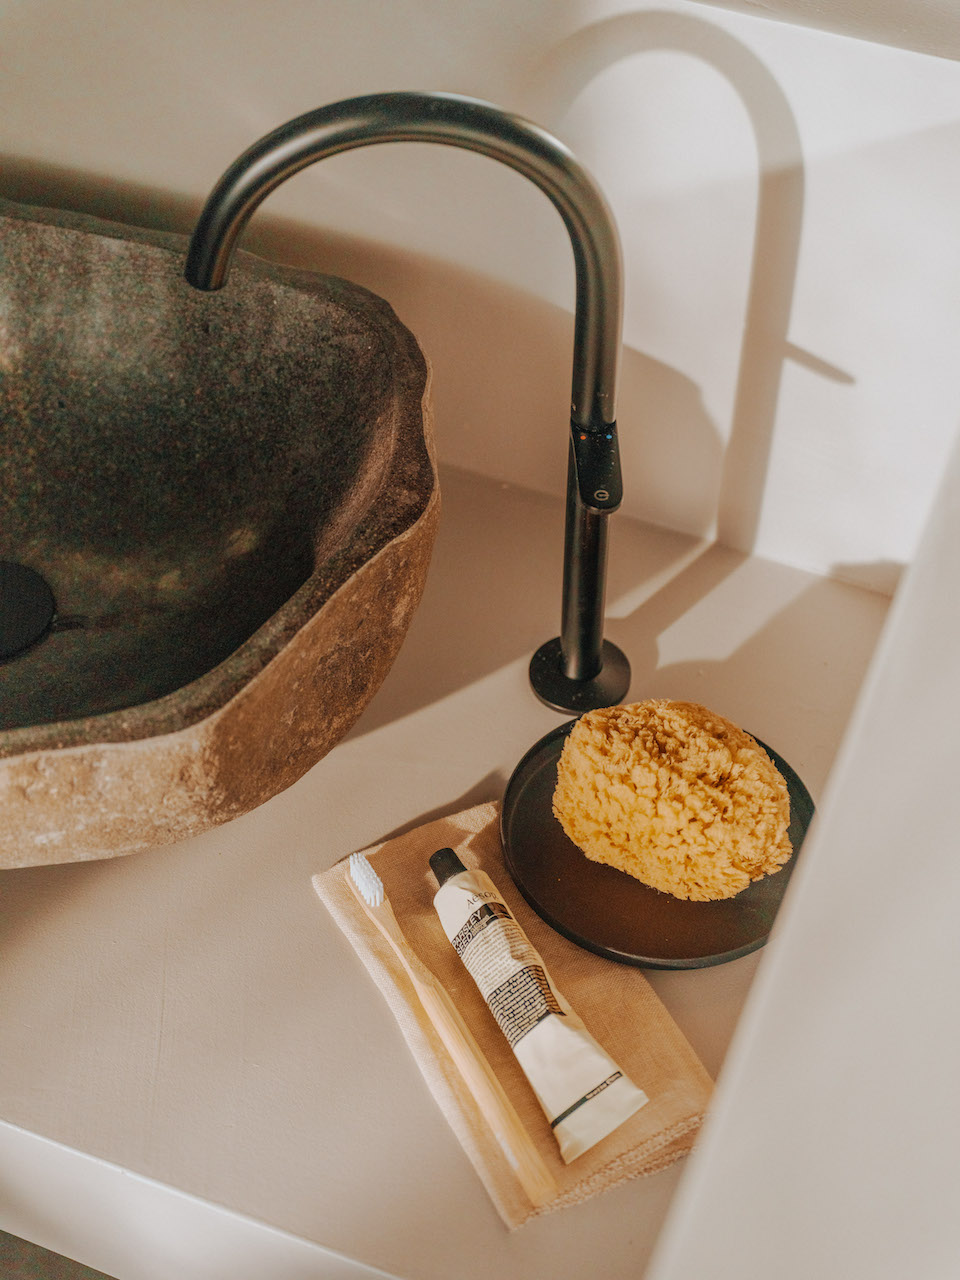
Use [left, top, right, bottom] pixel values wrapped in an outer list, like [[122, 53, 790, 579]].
[[552, 700, 792, 901]]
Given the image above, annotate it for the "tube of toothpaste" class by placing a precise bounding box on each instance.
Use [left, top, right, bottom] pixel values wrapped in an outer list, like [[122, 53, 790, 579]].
[[430, 847, 648, 1163]]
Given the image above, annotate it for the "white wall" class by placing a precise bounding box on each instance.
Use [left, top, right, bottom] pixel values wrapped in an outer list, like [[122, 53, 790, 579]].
[[645, 347, 960, 1280], [2, 0, 959, 593]]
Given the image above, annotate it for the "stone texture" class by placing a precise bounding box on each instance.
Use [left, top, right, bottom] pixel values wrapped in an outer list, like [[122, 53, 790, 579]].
[[0, 1230, 116, 1280], [0, 197, 438, 865]]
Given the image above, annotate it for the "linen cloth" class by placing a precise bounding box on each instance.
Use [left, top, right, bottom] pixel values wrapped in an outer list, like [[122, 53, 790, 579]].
[[313, 801, 713, 1228]]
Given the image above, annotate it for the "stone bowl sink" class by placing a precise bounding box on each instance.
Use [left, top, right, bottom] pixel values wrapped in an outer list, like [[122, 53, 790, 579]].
[[0, 196, 438, 867]]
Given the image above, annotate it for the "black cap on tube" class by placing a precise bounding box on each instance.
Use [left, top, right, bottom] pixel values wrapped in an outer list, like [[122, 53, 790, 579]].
[[429, 847, 467, 887]]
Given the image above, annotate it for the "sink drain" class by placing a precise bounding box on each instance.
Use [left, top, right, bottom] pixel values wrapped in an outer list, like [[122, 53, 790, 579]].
[[0, 560, 56, 660]]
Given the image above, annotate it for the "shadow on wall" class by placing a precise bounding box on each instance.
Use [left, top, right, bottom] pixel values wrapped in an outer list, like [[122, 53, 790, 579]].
[[525, 9, 816, 552]]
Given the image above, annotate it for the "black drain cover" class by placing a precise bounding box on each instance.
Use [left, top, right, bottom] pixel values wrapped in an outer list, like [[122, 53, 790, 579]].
[[0, 560, 56, 660]]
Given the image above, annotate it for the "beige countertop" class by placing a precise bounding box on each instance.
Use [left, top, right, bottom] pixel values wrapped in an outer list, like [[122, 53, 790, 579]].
[[0, 464, 890, 1280]]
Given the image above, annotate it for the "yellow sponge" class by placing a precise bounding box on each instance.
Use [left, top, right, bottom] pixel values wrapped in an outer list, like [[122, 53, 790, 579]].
[[552, 700, 792, 901]]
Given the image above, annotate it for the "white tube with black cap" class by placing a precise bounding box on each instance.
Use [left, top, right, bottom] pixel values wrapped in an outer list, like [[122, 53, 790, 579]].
[[430, 847, 648, 1163]]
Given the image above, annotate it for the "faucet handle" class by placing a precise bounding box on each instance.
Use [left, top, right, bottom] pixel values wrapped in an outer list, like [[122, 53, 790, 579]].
[[570, 422, 622, 513]]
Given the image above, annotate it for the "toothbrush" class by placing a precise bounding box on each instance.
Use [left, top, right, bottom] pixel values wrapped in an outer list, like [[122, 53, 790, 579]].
[[347, 851, 557, 1208]]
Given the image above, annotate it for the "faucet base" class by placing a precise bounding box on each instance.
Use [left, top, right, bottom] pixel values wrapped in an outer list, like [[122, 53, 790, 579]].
[[529, 637, 630, 715]]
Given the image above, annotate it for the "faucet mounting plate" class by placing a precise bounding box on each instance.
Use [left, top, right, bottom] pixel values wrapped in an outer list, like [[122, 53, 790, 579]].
[[529, 637, 630, 714]]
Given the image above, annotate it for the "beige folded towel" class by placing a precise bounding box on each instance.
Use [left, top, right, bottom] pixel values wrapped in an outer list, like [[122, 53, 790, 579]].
[[313, 801, 712, 1229]]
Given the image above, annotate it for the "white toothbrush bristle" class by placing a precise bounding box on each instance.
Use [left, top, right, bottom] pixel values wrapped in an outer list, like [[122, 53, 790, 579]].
[[349, 852, 384, 907]]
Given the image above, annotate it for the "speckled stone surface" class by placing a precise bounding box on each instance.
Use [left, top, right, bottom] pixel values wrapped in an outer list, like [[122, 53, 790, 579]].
[[0, 1231, 116, 1280], [0, 196, 438, 865]]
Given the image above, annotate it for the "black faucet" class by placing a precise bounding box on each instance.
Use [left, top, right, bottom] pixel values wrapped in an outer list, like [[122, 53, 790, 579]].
[[185, 91, 630, 713]]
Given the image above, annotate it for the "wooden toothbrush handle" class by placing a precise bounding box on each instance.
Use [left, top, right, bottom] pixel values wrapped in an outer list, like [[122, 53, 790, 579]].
[[345, 872, 555, 1207], [414, 975, 557, 1208]]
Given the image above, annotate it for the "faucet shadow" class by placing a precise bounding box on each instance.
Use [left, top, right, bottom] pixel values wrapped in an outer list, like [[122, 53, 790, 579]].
[[525, 9, 818, 553]]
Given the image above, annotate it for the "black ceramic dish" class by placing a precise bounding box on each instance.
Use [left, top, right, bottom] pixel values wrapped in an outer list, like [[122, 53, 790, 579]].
[[501, 720, 815, 969]]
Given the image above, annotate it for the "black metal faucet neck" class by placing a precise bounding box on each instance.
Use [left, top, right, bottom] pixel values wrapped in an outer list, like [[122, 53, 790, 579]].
[[185, 91, 631, 712]]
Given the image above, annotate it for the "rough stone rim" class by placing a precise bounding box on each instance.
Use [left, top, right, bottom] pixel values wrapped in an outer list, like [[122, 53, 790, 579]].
[[0, 197, 437, 758]]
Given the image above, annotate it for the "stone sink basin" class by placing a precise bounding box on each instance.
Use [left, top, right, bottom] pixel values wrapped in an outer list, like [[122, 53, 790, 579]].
[[0, 196, 438, 866]]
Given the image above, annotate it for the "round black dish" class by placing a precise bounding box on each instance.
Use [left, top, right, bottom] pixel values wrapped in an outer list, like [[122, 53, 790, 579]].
[[501, 720, 815, 969]]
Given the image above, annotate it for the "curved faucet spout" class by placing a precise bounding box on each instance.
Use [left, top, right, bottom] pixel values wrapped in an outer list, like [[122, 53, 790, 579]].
[[186, 91, 621, 431], [185, 92, 631, 711]]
